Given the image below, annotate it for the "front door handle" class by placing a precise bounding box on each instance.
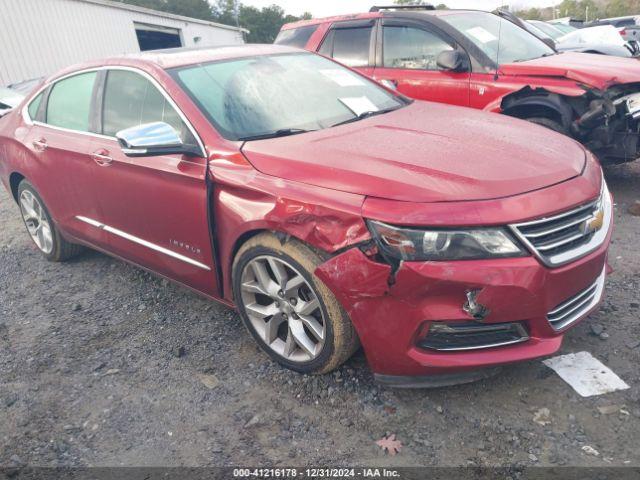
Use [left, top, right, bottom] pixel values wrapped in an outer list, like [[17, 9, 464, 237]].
[[32, 138, 47, 152], [91, 150, 113, 166]]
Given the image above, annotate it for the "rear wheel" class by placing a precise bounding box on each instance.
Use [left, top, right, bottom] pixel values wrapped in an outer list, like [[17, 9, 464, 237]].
[[232, 233, 359, 374], [18, 180, 83, 262]]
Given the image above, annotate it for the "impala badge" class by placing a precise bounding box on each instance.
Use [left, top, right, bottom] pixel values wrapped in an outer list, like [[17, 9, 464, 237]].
[[170, 239, 201, 255]]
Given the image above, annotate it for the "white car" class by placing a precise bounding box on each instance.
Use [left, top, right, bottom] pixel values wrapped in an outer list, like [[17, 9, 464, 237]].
[[0, 87, 25, 118]]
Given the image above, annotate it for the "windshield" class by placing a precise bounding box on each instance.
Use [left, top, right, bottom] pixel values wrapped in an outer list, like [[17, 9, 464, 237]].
[[171, 53, 405, 141], [441, 12, 556, 65]]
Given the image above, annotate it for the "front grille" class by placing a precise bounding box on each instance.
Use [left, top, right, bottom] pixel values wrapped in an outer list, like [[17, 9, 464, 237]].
[[418, 322, 529, 352], [547, 267, 606, 331], [510, 181, 611, 267]]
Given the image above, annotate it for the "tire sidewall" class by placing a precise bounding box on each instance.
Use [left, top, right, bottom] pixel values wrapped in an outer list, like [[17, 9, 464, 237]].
[[233, 243, 336, 374], [17, 180, 60, 262]]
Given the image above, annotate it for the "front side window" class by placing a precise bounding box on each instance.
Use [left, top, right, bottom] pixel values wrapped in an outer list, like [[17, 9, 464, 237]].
[[383, 26, 454, 70], [102, 70, 190, 141], [441, 12, 555, 65], [46, 72, 97, 132], [319, 26, 372, 67], [274, 25, 319, 48], [172, 53, 405, 141]]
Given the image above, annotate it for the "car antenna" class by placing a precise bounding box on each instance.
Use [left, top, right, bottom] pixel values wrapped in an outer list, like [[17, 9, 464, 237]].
[[494, 15, 503, 81]]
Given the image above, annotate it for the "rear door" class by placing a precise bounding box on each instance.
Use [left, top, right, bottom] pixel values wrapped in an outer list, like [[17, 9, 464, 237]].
[[87, 68, 217, 295], [22, 70, 109, 248], [372, 19, 471, 106], [316, 20, 376, 77]]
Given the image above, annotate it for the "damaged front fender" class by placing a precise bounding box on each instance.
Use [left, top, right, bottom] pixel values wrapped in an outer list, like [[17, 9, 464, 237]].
[[499, 83, 640, 164]]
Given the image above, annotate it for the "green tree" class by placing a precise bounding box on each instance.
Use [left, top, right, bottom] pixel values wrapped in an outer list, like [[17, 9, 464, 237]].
[[212, 0, 312, 43]]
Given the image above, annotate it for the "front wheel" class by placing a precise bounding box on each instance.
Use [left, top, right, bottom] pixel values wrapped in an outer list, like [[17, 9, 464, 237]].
[[232, 233, 359, 374], [17, 180, 83, 262], [526, 117, 568, 135]]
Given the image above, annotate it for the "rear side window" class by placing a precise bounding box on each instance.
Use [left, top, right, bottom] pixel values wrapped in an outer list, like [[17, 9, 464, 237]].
[[383, 26, 453, 70], [46, 72, 97, 132], [101, 70, 191, 141], [27, 92, 43, 120], [319, 26, 372, 67], [274, 25, 318, 48]]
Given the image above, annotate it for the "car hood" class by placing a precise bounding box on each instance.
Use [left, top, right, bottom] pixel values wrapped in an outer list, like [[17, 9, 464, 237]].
[[499, 51, 640, 89], [557, 42, 631, 58], [240, 102, 585, 203]]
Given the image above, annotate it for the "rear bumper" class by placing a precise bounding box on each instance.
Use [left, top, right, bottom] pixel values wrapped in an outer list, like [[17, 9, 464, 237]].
[[315, 233, 611, 381]]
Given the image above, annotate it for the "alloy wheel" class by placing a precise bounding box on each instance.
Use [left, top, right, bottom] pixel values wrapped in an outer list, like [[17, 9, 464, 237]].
[[19, 190, 53, 254], [240, 255, 326, 363]]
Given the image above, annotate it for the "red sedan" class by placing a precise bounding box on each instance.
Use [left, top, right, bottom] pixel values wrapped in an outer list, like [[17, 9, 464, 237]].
[[0, 45, 612, 387]]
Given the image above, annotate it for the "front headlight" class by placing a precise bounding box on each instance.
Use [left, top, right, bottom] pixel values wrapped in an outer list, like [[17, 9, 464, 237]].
[[367, 220, 527, 261]]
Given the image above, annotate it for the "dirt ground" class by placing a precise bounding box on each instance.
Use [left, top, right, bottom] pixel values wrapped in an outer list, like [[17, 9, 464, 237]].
[[0, 162, 639, 469]]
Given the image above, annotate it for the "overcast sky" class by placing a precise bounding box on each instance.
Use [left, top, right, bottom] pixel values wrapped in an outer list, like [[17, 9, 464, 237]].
[[242, 0, 559, 17]]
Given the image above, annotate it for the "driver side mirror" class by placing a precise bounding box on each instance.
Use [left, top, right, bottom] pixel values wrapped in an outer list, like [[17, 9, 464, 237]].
[[436, 50, 469, 72], [116, 122, 201, 158]]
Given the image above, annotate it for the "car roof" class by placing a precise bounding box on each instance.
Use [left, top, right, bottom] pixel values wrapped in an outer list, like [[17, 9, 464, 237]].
[[281, 9, 486, 30], [46, 44, 302, 82]]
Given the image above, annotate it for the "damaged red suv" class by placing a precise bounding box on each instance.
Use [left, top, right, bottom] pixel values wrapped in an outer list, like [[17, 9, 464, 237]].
[[0, 45, 611, 387], [277, 6, 640, 165]]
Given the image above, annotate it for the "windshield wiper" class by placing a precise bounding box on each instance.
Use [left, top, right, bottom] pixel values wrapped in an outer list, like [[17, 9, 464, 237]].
[[238, 128, 315, 142], [330, 106, 402, 128], [513, 52, 557, 63]]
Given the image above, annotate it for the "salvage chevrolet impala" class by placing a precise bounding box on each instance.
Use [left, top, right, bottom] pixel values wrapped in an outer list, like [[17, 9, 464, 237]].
[[0, 45, 612, 387]]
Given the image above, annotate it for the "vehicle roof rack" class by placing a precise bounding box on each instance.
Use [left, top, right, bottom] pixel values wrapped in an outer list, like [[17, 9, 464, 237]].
[[369, 5, 435, 12]]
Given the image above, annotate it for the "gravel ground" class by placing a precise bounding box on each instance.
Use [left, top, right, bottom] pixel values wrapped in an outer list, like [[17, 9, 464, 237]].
[[1, 162, 639, 469]]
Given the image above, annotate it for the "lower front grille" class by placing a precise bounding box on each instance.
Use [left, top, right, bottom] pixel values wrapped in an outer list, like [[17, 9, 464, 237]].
[[547, 267, 606, 331], [418, 321, 529, 352]]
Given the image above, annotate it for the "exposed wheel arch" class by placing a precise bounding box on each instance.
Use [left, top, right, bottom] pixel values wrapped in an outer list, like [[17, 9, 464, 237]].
[[9, 172, 25, 202], [501, 89, 575, 132], [229, 228, 330, 277], [526, 117, 569, 135]]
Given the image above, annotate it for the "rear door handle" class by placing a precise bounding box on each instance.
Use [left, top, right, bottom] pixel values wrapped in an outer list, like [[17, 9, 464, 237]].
[[91, 150, 113, 166], [32, 138, 47, 151]]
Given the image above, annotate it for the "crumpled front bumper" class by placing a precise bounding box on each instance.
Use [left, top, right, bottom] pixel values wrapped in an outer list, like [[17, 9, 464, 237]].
[[315, 237, 610, 384]]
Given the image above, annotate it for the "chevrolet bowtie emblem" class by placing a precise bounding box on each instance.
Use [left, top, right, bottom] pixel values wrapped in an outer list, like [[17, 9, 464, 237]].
[[583, 209, 604, 235]]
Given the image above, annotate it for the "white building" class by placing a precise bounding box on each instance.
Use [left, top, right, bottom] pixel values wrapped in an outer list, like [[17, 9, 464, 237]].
[[0, 0, 247, 86]]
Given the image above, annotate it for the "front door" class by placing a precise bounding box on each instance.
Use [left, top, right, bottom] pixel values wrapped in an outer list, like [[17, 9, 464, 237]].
[[86, 69, 217, 296], [372, 21, 471, 107]]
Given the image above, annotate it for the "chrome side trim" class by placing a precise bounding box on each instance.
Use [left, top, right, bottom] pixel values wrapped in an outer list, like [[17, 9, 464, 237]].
[[76, 216, 211, 271], [546, 266, 606, 331]]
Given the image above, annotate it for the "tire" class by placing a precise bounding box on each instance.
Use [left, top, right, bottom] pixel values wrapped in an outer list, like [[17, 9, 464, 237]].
[[17, 180, 83, 262], [526, 117, 568, 135], [232, 233, 359, 374]]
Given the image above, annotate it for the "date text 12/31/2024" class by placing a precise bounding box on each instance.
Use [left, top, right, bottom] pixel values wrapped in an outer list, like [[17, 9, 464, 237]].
[[233, 468, 401, 478]]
